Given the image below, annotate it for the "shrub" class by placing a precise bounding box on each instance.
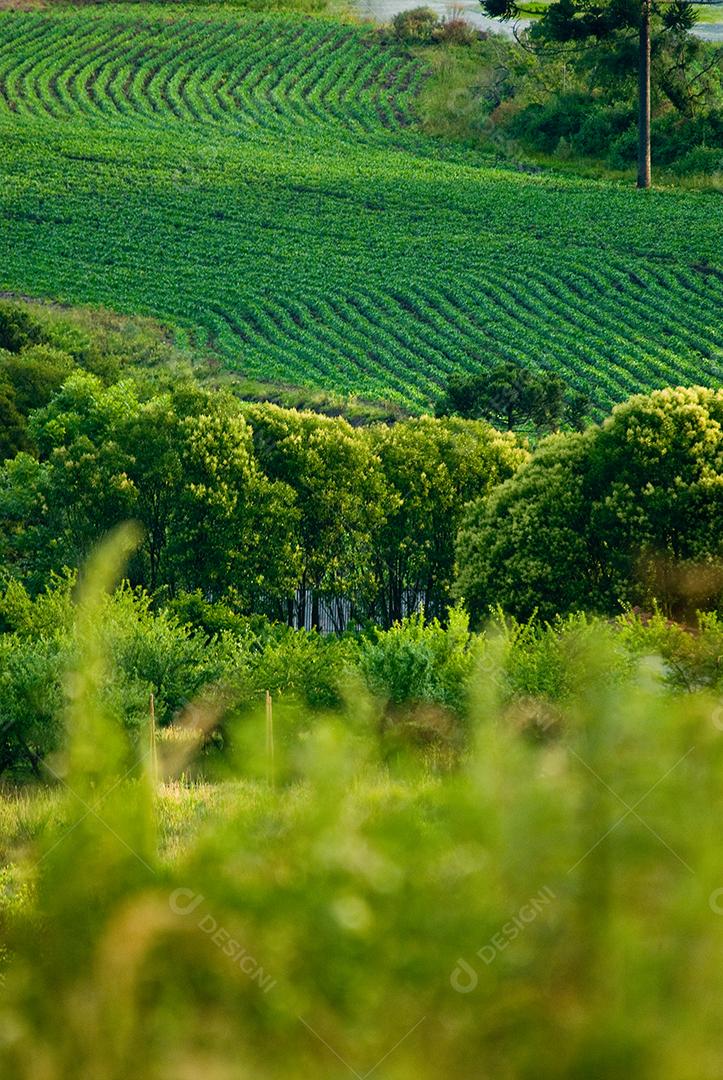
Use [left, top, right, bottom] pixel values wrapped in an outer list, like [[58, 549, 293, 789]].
[[432, 16, 478, 45], [244, 628, 355, 711], [391, 6, 440, 44], [0, 345, 75, 417], [0, 379, 28, 462], [507, 94, 591, 152], [358, 608, 477, 728], [0, 303, 45, 354], [572, 105, 634, 157], [672, 145, 723, 176], [0, 635, 64, 778], [97, 587, 231, 730], [617, 607, 723, 693]]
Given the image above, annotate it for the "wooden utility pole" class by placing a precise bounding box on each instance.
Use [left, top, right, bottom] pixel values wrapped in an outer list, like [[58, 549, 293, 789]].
[[637, 0, 652, 189]]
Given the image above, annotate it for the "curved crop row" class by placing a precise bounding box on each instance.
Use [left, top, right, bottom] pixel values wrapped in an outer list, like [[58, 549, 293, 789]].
[[0, 12, 422, 134], [0, 7, 720, 413]]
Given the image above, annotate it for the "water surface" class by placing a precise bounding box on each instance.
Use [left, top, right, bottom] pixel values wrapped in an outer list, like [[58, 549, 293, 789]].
[[353, 0, 722, 40]]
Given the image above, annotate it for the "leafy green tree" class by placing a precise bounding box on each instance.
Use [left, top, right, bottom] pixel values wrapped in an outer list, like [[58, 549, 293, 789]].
[[26, 373, 139, 574], [244, 404, 391, 628], [0, 378, 300, 608], [436, 362, 590, 433], [167, 394, 300, 609], [587, 385, 723, 614], [0, 378, 29, 462], [456, 432, 596, 621], [456, 386, 723, 621], [369, 416, 526, 624]]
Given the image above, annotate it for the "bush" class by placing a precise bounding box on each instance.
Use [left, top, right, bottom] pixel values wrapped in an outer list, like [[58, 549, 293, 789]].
[[97, 587, 232, 730], [617, 607, 723, 692], [507, 94, 592, 153], [0, 634, 64, 778], [0, 578, 231, 775], [165, 591, 279, 644], [0, 380, 28, 462], [672, 145, 723, 176], [357, 609, 478, 747], [244, 628, 355, 711], [432, 16, 478, 45], [572, 105, 634, 157], [391, 6, 440, 44], [0, 345, 75, 417], [0, 303, 45, 354], [607, 123, 638, 167]]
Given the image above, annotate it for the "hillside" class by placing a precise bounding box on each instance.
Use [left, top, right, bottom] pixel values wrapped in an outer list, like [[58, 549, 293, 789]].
[[0, 5, 721, 412]]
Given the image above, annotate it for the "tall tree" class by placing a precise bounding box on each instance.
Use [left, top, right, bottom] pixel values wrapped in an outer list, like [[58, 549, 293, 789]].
[[0, 376, 300, 607], [456, 386, 723, 622], [480, 0, 698, 187]]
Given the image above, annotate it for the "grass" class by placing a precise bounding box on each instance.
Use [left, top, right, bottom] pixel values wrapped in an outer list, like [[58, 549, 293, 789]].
[[0, 6, 721, 416], [693, 3, 723, 23]]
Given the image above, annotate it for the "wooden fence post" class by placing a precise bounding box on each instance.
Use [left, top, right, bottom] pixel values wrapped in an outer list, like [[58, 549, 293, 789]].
[[149, 691, 158, 789], [265, 690, 275, 790]]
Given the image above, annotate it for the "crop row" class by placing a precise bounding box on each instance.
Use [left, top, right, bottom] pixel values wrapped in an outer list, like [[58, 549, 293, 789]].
[[0, 8, 720, 413], [0, 12, 423, 135]]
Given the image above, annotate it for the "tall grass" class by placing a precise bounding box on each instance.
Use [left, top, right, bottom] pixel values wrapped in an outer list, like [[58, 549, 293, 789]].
[[1, 533, 723, 1078]]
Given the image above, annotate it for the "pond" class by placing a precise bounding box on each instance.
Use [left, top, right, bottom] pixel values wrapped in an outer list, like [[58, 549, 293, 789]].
[[353, 0, 528, 36], [352, 0, 722, 40]]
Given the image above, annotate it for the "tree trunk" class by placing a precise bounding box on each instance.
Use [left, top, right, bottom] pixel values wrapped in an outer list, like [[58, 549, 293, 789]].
[[297, 571, 307, 630], [637, 0, 651, 189]]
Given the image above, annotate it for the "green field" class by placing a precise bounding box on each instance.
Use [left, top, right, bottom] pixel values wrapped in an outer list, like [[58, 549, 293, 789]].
[[0, 6, 721, 411]]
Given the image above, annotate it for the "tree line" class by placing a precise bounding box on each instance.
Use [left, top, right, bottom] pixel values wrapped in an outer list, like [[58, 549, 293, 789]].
[[0, 371, 524, 627]]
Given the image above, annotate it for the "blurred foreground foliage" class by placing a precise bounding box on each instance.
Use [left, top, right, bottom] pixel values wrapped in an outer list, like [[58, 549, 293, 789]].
[[1, 530, 723, 1078]]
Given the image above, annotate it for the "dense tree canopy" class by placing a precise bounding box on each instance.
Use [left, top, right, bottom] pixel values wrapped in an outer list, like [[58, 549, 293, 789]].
[[368, 416, 526, 623], [1, 294, 720, 632], [0, 364, 522, 628], [436, 362, 590, 432], [456, 386, 723, 621]]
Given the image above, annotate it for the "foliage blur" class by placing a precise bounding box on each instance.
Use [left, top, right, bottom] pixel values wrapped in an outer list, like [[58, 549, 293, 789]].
[[1, 530, 723, 1078]]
